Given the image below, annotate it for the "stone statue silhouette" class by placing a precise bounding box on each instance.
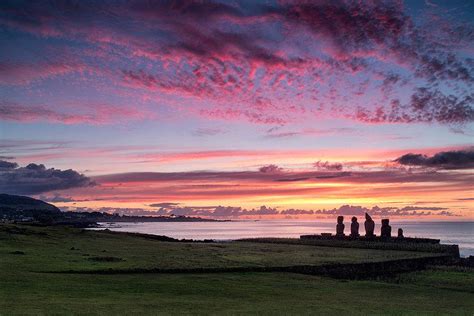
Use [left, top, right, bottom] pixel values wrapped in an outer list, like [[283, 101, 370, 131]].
[[350, 216, 359, 238], [381, 219, 392, 238], [364, 213, 375, 237], [336, 216, 345, 236], [398, 228, 404, 238]]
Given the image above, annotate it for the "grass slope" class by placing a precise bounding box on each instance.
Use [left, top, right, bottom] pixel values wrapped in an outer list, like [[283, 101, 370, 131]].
[[1, 224, 473, 315], [0, 225, 439, 272]]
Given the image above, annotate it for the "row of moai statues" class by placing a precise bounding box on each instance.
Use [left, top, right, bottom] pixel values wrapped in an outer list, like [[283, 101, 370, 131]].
[[336, 213, 404, 238]]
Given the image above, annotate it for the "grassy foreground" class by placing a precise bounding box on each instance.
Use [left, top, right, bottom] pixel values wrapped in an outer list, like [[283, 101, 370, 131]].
[[1, 224, 473, 315]]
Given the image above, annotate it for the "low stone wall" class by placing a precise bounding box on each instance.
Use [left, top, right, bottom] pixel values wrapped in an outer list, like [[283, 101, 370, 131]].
[[239, 237, 460, 258], [53, 255, 454, 279], [290, 255, 455, 279], [301, 234, 440, 244]]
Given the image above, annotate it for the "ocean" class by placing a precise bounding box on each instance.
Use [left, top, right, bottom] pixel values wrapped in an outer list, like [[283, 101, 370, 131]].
[[97, 220, 474, 257]]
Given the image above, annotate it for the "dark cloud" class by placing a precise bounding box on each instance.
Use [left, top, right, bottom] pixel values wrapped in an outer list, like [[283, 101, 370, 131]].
[[128, 0, 243, 20], [259, 164, 283, 173], [0, 160, 94, 195], [282, 1, 473, 82], [314, 172, 351, 179], [381, 73, 401, 92], [313, 160, 343, 171], [395, 149, 474, 169], [355, 88, 474, 125], [0, 160, 18, 169], [282, 1, 407, 54], [409, 88, 474, 124], [415, 54, 473, 83]]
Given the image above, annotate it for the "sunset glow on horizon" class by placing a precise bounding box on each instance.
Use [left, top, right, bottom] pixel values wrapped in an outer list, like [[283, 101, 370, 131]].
[[0, 0, 473, 220]]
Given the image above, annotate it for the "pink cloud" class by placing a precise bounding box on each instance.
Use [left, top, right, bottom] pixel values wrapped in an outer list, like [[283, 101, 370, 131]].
[[2, 1, 471, 126], [0, 61, 85, 85]]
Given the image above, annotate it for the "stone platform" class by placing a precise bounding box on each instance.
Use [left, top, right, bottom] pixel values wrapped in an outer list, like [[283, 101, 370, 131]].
[[300, 234, 441, 244]]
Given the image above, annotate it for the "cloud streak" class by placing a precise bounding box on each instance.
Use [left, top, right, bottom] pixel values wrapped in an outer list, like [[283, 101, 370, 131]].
[[87, 163, 473, 209], [0, 101, 150, 125], [0, 61, 85, 85]]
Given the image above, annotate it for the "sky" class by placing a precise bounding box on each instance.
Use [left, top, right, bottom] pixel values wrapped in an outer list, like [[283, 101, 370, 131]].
[[0, 0, 473, 220]]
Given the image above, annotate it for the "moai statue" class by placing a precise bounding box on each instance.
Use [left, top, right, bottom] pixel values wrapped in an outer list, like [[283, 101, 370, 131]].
[[381, 219, 392, 238], [350, 216, 359, 238], [398, 228, 404, 238], [336, 216, 345, 237], [364, 213, 375, 237]]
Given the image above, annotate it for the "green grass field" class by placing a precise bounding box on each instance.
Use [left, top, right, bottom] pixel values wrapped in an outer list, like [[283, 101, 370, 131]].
[[1, 224, 473, 315]]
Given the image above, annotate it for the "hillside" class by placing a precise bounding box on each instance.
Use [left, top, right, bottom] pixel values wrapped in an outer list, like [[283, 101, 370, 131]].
[[0, 194, 221, 225], [0, 194, 60, 213], [0, 194, 61, 222]]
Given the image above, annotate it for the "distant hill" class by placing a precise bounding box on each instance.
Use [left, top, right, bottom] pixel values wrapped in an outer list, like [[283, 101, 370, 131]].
[[0, 194, 223, 226], [0, 194, 61, 217]]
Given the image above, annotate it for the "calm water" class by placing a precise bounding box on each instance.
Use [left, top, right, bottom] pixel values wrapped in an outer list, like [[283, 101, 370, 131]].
[[97, 220, 474, 257]]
